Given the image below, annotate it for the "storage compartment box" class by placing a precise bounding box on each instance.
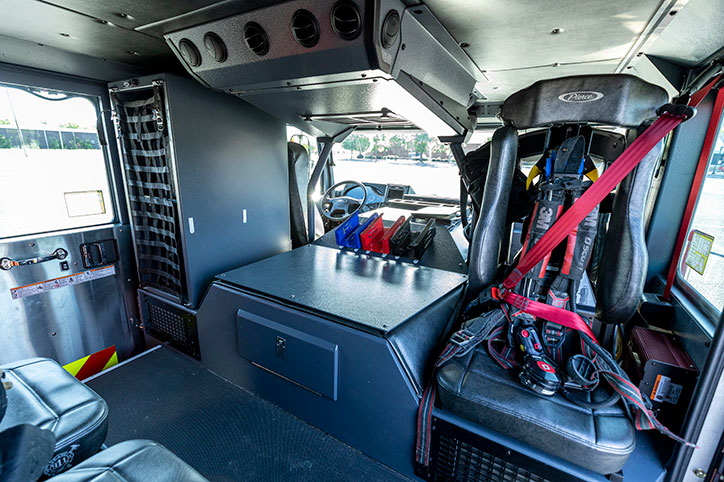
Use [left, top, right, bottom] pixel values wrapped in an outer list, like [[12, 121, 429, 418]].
[[237, 309, 339, 400]]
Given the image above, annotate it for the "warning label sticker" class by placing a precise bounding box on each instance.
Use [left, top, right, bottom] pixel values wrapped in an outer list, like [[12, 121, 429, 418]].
[[684, 230, 714, 275], [650, 374, 683, 405], [10, 265, 116, 300]]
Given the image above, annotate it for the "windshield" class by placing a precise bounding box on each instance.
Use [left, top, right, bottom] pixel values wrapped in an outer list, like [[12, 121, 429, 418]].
[[331, 132, 459, 198]]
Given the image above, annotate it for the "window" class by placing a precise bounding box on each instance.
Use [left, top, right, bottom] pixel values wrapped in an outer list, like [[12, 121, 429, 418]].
[[332, 131, 458, 198], [678, 112, 724, 313], [0, 83, 114, 238]]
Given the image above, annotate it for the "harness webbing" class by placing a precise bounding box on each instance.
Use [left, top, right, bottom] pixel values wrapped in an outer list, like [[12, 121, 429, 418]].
[[503, 113, 685, 293], [415, 85, 717, 467]]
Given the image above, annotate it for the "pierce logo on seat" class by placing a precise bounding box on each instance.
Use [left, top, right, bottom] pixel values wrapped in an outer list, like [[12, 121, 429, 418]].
[[558, 91, 604, 103]]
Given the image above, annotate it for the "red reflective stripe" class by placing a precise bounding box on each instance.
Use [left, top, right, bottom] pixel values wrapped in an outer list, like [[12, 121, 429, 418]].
[[663, 86, 724, 299], [503, 113, 685, 290], [499, 290, 597, 342]]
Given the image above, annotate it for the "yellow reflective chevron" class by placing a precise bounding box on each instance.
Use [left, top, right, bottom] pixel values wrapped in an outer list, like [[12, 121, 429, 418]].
[[63, 345, 118, 380], [63, 354, 89, 377]]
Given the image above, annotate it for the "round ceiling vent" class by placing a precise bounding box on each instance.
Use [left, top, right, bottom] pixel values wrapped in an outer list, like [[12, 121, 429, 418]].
[[331, 1, 362, 41], [243, 22, 270, 56], [291, 10, 320, 48], [381, 11, 400, 49], [203, 32, 227, 63], [178, 39, 201, 67]]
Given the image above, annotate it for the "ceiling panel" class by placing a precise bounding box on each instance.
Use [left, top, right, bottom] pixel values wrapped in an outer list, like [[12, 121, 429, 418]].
[[43, 0, 286, 36], [479, 60, 622, 102], [423, 0, 665, 72], [646, 0, 724, 66], [0, 34, 149, 81], [42, 0, 228, 31], [0, 1, 177, 69]]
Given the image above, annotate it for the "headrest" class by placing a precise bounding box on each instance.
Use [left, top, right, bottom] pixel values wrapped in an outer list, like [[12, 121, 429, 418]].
[[287, 142, 309, 166], [501, 74, 669, 129]]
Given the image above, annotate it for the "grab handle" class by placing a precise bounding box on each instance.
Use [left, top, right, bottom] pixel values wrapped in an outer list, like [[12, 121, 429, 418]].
[[0, 248, 68, 271]]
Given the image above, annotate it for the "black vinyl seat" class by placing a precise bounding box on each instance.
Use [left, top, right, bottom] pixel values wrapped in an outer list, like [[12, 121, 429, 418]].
[[288, 141, 325, 247], [0, 358, 108, 478], [437, 74, 669, 475], [288, 141, 311, 248], [48, 440, 208, 482], [438, 347, 635, 474]]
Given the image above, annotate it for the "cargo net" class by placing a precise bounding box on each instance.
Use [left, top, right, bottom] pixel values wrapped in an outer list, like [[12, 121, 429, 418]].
[[113, 90, 185, 300]]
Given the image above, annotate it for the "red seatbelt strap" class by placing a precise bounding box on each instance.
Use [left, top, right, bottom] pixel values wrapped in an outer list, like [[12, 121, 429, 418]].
[[503, 115, 684, 290], [663, 81, 724, 299], [491, 287, 595, 340], [496, 95, 717, 338]]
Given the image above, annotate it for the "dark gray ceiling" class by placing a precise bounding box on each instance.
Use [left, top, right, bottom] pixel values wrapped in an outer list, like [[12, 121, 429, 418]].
[[1, 0, 175, 70], [1, 0, 722, 95]]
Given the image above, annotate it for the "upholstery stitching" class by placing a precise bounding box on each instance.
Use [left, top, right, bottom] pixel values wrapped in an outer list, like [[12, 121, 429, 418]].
[[442, 385, 634, 454], [5, 366, 59, 425]]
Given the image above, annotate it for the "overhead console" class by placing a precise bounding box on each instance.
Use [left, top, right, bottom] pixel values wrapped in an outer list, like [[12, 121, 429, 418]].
[[163, 0, 484, 138]]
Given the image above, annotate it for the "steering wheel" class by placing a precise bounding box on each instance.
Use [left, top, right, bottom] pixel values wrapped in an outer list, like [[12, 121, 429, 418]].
[[321, 180, 368, 221]]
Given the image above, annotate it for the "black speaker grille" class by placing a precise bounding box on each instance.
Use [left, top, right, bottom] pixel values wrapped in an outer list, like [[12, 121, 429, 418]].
[[436, 434, 549, 482], [143, 295, 200, 359], [291, 10, 320, 48], [416, 417, 585, 482]]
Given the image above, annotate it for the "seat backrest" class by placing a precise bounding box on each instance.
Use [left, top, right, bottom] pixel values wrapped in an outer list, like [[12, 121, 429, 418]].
[[468, 127, 518, 293], [469, 74, 668, 325], [288, 142, 311, 248]]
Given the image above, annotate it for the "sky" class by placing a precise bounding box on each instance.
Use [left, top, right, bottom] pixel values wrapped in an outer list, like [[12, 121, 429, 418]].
[[0, 84, 98, 131]]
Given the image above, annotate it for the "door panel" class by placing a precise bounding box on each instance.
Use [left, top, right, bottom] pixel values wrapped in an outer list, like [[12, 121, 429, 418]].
[[0, 226, 141, 364], [0, 65, 143, 366]]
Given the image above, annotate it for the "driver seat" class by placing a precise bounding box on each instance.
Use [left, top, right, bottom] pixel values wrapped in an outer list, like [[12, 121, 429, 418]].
[[436, 74, 669, 476], [288, 142, 323, 248]]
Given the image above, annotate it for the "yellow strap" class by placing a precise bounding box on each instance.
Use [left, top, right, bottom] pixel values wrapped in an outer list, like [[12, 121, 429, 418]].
[[526, 165, 542, 190], [584, 168, 599, 182]]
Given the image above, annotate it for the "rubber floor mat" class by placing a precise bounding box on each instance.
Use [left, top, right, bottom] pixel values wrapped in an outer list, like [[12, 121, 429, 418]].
[[87, 346, 412, 482]]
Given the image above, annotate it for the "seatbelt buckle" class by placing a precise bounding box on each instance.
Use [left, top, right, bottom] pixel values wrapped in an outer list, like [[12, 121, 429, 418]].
[[657, 103, 696, 121], [463, 285, 501, 318], [543, 322, 566, 349], [449, 329, 477, 349]]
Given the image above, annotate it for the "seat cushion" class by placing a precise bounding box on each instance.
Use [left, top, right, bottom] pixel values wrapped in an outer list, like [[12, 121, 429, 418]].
[[437, 347, 635, 475], [49, 440, 208, 482], [0, 358, 108, 477]]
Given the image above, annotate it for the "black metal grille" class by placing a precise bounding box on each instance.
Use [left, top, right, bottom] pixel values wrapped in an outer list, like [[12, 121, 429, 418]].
[[142, 293, 199, 359], [418, 417, 583, 482], [113, 89, 187, 301], [436, 435, 549, 482]]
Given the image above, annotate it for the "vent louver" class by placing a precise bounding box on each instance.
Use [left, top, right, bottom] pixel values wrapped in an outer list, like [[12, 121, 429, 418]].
[[291, 10, 320, 48], [331, 1, 362, 40], [203, 32, 227, 63], [381, 11, 400, 49], [243, 22, 269, 56], [178, 39, 201, 67]]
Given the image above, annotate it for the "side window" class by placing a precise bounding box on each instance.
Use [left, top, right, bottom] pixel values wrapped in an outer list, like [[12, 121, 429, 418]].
[[677, 110, 724, 313], [0, 83, 114, 238]]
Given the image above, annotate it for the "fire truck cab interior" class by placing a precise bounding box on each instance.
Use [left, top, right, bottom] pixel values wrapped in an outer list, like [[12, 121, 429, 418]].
[[1, 1, 724, 481]]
